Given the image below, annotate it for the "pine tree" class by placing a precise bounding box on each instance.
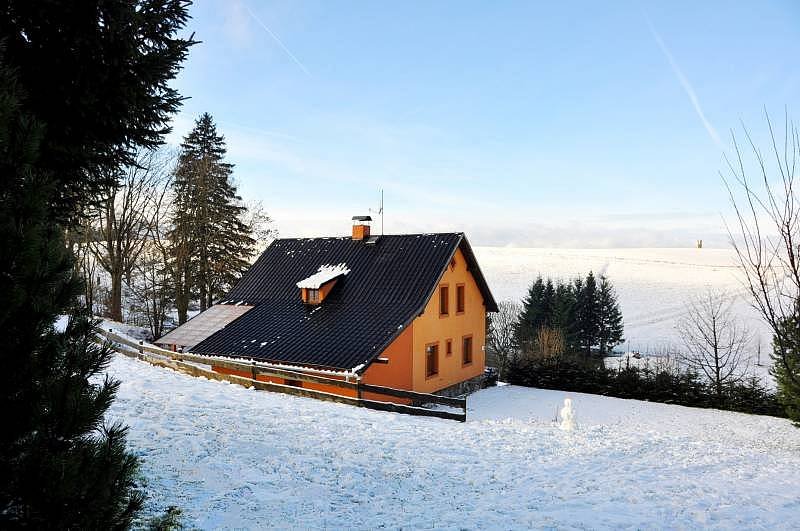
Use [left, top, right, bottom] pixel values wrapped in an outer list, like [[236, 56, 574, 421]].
[[772, 314, 800, 425], [575, 272, 600, 354], [597, 275, 624, 355], [0, 1, 193, 526], [0, 60, 143, 527], [170, 113, 255, 319]]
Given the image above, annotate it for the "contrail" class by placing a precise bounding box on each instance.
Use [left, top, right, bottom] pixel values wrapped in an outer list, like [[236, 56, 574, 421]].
[[646, 16, 724, 150], [244, 3, 311, 77]]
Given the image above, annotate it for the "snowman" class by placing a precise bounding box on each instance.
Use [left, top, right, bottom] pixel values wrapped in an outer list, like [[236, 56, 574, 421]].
[[559, 398, 576, 431]]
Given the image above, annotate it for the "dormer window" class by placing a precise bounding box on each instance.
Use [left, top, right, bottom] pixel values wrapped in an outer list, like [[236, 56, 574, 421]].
[[297, 263, 350, 305]]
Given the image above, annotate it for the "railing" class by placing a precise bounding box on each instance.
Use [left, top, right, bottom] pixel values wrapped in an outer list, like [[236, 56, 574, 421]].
[[98, 328, 467, 422]]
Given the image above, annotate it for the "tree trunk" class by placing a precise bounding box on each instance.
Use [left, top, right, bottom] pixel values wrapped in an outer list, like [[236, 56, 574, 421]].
[[175, 282, 188, 325], [109, 269, 123, 322], [198, 259, 207, 312]]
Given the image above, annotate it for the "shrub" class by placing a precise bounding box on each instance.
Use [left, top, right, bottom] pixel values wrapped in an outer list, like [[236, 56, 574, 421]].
[[505, 352, 785, 418]]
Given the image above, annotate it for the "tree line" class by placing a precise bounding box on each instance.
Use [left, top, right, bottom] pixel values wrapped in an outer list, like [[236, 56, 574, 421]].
[[71, 113, 274, 339], [514, 272, 624, 357], [503, 286, 784, 419]]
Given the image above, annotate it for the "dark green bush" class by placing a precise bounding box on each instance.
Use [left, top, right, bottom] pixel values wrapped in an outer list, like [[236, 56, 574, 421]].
[[506, 354, 785, 418]]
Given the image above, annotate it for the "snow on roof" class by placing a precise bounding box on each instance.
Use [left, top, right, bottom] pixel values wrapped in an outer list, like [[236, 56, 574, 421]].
[[296, 263, 350, 289]]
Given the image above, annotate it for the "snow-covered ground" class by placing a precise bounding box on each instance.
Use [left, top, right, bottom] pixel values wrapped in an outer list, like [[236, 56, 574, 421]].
[[106, 354, 800, 529], [474, 247, 771, 358]]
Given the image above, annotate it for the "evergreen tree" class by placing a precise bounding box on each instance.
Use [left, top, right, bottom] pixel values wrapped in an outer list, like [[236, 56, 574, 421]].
[[597, 275, 624, 355], [542, 278, 556, 327], [0, 0, 194, 221], [170, 113, 255, 318], [772, 314, 800, 425], [516, 276, 546, 350], [575, 272, 600, 354], [553, 281, 578, 351], [0, 60, 143, 527], [0, 1, 193, 526]]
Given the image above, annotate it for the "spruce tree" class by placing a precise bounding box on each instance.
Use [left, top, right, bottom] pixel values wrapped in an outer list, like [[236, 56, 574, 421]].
[[553, 281, 578, 352], [516, 276, 546, 350], [170, 113, 255, 318], [575, 272, 600, 354], [542, 278, 556, 327], [0, 0, 194, 221], [597, 275, 624, 355]]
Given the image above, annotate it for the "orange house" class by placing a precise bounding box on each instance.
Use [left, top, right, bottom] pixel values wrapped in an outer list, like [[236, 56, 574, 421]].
[[158, 217, 498, 400]]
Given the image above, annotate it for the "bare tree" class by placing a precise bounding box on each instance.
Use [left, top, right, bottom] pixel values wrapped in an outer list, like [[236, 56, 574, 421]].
[[724, 110, 800, 418], [66, 226, 102, 314], [677, 290, 750, 398], [77, 238, 102, 315], [536, 326, 566, 359], [486, 300, 521, 378], [128, 171, 174, 339], [87, 148, 174, 321], [240, 199, 277, 257]]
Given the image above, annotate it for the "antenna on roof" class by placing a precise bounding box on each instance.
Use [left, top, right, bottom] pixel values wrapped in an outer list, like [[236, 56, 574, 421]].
[[369, 189, 384, 236]]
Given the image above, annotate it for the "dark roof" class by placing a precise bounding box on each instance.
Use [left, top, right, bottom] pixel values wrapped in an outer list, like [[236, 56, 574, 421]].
[[191, 233, 497, 371]]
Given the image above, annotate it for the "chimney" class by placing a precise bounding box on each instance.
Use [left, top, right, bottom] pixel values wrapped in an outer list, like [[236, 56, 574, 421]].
[[351, 215, 372, 241]]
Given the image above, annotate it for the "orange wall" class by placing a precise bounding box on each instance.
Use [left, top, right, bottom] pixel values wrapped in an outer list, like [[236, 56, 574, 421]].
[[411, 247, 486, 393], [361, 324, 414, 400]]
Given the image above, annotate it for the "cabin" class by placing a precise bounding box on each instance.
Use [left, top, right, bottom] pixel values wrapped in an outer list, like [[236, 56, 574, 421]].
[[157, 217, 498, 401]]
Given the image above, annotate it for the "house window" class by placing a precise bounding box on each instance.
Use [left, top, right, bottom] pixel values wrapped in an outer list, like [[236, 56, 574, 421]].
[[307, 288, 320, 303], [439, 285, 449, 316], [426, 343, 439, 377], [462, 335, 473, 366], [446, 339, 453, 356], [456, 284, 465, 314]]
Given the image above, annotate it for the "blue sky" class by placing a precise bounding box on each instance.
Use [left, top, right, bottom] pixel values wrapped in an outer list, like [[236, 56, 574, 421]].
[[168, 1, 800, 247]]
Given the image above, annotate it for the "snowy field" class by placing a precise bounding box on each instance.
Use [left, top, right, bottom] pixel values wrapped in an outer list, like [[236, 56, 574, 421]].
[[474, 247, 771, 359], [107, 354, 800, 529]]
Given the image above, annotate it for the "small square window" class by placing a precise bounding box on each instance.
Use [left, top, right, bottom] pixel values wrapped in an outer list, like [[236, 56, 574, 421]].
[[307, 288, 320, 303]]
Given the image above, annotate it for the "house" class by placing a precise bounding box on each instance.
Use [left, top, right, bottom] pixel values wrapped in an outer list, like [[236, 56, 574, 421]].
[[157, 217, 498, 400]]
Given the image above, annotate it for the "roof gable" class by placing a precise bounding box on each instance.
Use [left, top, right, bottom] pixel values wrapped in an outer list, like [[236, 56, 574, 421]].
[[192, 233, 497, 370]]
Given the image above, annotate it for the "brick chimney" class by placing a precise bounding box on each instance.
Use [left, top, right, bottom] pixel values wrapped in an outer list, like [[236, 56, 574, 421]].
[[351, 215, 372, 241]]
